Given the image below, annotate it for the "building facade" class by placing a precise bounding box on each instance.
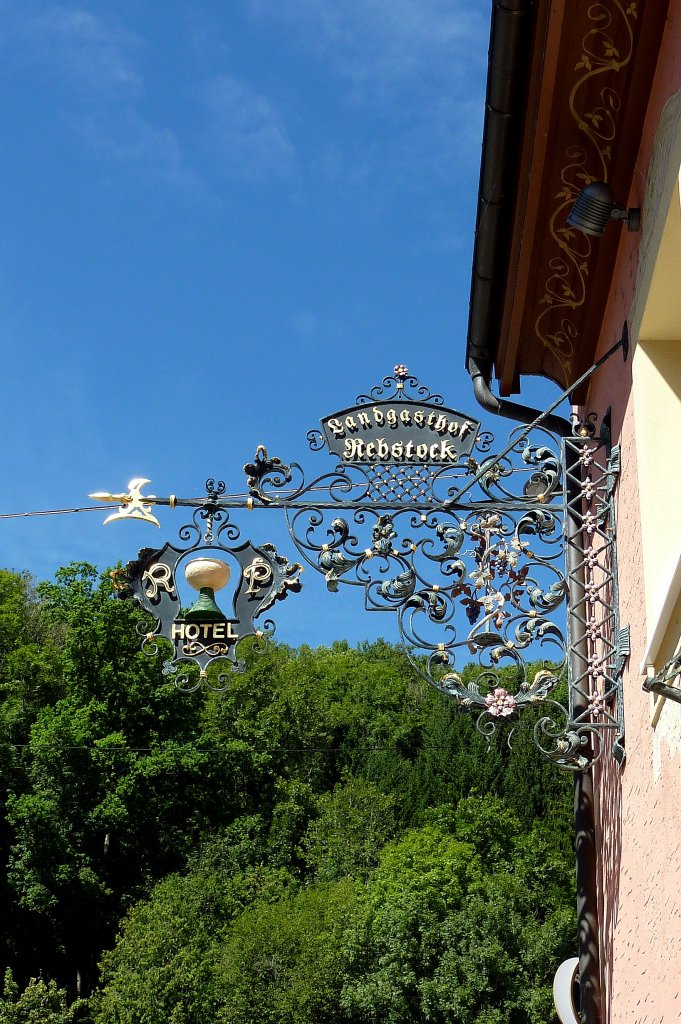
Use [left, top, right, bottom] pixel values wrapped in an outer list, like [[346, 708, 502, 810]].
[[467, 2, 681, 1021]]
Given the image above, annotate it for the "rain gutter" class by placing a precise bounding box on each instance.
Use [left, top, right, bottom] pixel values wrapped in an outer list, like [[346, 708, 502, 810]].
[[465, 0, 571, 438]]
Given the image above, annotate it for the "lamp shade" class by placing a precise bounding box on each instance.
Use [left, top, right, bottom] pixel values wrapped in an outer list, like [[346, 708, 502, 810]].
[[553, 957, 580, 1024], [566, 181, 616, 236]]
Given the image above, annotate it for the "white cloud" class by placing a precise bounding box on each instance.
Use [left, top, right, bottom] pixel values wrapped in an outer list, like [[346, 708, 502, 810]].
[[1, 3, 142, 98], [244, 0, 488, 188], [74, 110, 200, 189], [201, 75, 295, 181], [0, 2, 195, 187], [246, 0, 488, 101]]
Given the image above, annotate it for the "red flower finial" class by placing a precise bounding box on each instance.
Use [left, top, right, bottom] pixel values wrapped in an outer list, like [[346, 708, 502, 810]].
[[393, 364, 409, 380]]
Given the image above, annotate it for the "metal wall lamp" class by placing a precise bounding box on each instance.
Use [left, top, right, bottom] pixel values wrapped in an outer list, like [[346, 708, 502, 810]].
[[567, 181, 641, 236]]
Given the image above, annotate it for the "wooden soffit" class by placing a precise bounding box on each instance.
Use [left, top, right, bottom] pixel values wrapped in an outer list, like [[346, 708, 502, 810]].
[[495, 0, 669, 397]]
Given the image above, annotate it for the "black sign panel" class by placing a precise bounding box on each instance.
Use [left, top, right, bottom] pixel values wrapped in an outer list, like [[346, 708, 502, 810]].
[[320, 400, 479, 465]]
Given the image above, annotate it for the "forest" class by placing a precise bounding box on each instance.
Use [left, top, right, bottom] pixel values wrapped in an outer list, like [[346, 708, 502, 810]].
[[0, 563, 576, 1023]]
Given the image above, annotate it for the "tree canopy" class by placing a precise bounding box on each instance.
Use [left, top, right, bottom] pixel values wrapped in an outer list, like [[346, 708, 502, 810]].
[[0, 565, 575, 1022]]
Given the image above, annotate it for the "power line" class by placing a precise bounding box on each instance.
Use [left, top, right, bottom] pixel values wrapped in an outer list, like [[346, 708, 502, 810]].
[[3, 742, 467, 755], [0, 506, 111, 520]]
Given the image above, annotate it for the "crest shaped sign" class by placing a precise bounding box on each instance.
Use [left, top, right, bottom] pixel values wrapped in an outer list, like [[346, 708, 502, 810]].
[[115, 516, 302, 687]]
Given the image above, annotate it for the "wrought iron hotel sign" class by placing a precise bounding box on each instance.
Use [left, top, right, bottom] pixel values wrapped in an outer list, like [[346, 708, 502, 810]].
[[95, 365, 626, 770]]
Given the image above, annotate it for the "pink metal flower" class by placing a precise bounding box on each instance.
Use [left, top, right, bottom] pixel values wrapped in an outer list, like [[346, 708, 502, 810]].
[[484, 687, 517, 717], [582, 477, 596, 501], [584, 546, 599, 568], [583, 512, 598, 535], [587, 692, 606, 716], [585, 622, 602, 641], [393, 364, 409, 380]]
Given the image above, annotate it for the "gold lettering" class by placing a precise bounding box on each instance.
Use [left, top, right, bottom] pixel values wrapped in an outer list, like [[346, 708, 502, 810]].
[[392, 441, 404, 460], [343, 438, 365, 460], [142, 562, 175, 600], [345, 415, 359, 433], [400, 409, 411, 426], [328, 418, 345, 438], [413, 411, 425, 427], [365, 442, 376, 459], [172, 622, 185, 639], [417, 443, 429, 459], [373, 406, 384, 426], [459, 420, 473, 439], [358, 411, 371, 429], [212, 622, 226, 640], [386, 408, 398, 428], [185, 623, 199, 640], [243, 557, 274, 595]]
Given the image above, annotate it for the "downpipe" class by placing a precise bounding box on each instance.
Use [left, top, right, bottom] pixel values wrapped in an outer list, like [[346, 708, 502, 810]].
[[467, 359, 602, 1024]]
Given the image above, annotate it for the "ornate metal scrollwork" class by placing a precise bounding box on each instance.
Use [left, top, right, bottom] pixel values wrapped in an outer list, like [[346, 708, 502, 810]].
[[261, 371, 624, 766], [100, 369, 625, 769]]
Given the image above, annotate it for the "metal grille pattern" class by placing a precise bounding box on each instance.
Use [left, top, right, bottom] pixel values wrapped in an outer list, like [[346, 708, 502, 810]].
[[562, 435, 625, 766], [365, 464, 437, 503]]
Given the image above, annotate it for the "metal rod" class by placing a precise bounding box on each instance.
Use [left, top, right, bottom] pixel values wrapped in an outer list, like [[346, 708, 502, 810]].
[[107, 496, 562, 514]]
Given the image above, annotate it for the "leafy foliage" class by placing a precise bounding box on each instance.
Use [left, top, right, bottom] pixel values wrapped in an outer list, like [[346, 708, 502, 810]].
[[0, 968, 84, 1024], [0, 564, 576, 1021]]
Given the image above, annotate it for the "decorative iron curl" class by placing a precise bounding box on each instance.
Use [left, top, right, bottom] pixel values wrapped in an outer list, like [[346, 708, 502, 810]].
[[137, 617, 161, 656], [474, 430, 494, 453], [307, 429, 326, 452], [205, 478, 226, 497], [355, 373, 444, 406], [533, 703, 605, 771]]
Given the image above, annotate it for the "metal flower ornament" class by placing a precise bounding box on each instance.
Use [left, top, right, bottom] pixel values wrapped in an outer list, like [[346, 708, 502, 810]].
[[92, 366, 627, 768]]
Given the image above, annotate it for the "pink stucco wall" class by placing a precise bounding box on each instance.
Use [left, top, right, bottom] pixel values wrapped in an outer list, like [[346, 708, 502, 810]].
[[585, 4, 681, 1020]]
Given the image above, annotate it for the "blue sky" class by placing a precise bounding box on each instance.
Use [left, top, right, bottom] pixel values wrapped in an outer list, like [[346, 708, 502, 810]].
[[1, 0, 563, 648]]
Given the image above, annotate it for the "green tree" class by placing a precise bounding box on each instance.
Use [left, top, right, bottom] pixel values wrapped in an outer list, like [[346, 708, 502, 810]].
[[214, 880, 357, 1024], [302, 773, 396, 881], [4, 566, 263, 992], [340, 797, 574, 1024], [0, 968, 84, 1024], [0, 563, 575, 1017]]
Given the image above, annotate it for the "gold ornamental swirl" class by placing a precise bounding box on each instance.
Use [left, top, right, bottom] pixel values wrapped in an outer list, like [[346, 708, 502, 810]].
[[182, 641, 231, 657], [535, 1, 637, 382]]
